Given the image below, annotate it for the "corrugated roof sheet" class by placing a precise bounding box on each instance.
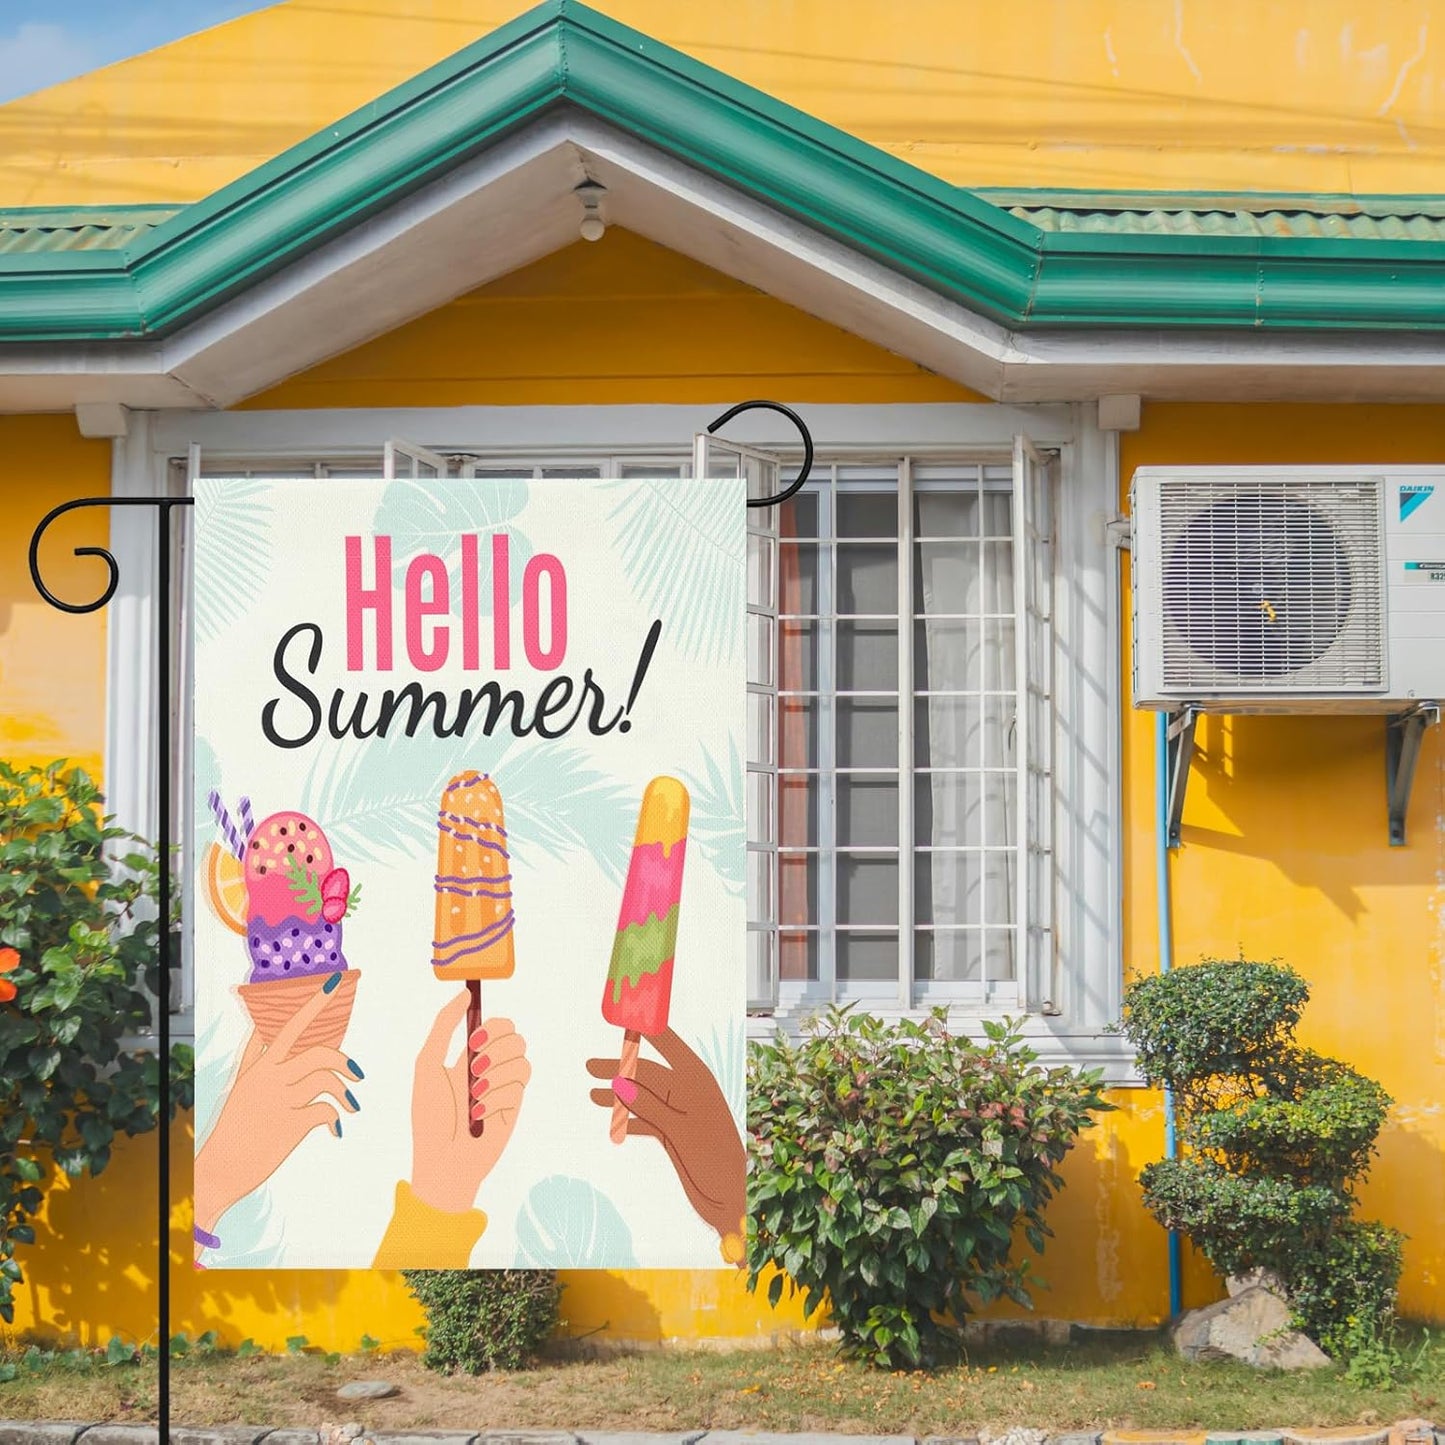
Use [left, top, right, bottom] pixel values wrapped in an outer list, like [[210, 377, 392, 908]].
[[976, 189, 1445, 242], [0, 207, 181, 254]]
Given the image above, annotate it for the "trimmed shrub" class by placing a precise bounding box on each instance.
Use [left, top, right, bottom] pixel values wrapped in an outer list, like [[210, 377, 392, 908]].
[[1119, 959, 1401, 1359], [401, 1269, 562, 1372], [746, 1006, 1110, 1368]]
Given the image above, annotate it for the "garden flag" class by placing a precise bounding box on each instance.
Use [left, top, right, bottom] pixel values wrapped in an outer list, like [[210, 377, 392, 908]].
[[192, 476, 748, 1270]]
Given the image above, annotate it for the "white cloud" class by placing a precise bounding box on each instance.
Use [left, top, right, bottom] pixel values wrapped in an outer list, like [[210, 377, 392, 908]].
[[0, 21, 96, 103]]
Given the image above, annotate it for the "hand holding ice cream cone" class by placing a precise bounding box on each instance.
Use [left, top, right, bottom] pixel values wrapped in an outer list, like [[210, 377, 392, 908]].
[[194, 970, 364, 1261]]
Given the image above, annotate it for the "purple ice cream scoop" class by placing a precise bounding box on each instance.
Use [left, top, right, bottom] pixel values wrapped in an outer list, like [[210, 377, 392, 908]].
[[247, 914, 348, 982]]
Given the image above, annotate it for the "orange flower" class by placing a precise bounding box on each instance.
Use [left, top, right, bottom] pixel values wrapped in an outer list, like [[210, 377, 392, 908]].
[[0, 947, 19, 1003]]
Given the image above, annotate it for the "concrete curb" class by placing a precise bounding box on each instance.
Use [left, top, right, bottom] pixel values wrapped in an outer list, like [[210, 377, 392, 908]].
[[0, 1428, 1440, 1445]]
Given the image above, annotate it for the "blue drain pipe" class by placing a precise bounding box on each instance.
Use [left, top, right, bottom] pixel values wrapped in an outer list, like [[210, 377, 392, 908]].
[[1155, 710, 1184, 1319]]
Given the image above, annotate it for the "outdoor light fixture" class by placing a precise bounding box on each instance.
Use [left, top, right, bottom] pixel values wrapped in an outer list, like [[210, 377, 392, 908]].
[[576, 180, 606, 241]]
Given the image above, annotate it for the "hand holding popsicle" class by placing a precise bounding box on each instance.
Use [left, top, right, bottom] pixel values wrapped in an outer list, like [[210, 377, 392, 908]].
[[409, 988, 531, 1215], [588, 1026, 747, 1252]]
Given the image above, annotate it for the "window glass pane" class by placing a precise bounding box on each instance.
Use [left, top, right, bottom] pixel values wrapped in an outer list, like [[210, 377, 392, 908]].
[[915, 929, 981, 982], [982, 770, 1017, 848], [914, 849, 980, 926], [914, 695, 981, 771], [781, 491, 821, 538], [914, 618, 981, 693], [837, 620, 898, 692], [747, 533, 773, 609], [780, 620, 819, 691], [747, 691, 774, 766], [837, 930, 898, 981], [542, 467, 602, 478], [748, 613, 773, 687], [982, 693, 1014, 767], [779, 773, 819, 848], [748, 929, 775, 1003], [472, 468, 535, 479], [837, 492, 897, 538], [915, 540, 984, 616], [982, 541, 1015, 612], [983, 927, 1016, 982], [779, 852, 818, 925], [779, 929, 819, 982], [838, 855, 899, 924], [779, 544, 820, 615], [747, 849, 773, 923], [837, 544, 898, 615], [982, 851, 1014, 926], [620, 464, 685, 478], [838, 774, 899, 847], [983, 618, 1016, 692], [837, 697, 898, 768], [914, 489, 979, 538], [780, 697, 819, 768], [982, 490, 1012, 538], [915, 772, 980, 848], [747, 770, 773, 844]]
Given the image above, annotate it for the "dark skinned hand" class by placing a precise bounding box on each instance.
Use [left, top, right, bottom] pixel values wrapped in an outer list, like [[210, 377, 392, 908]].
[[587, 1026, 747, 1251]]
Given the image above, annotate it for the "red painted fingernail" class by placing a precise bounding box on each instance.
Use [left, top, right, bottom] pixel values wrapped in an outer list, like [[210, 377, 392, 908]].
[[471, 1053, 491, 1075], [472, 1076, 490, 1097], [612, 1076, 637, 1105], [470, 1027, 488, 1048], [471, 1101, 487, 1120]]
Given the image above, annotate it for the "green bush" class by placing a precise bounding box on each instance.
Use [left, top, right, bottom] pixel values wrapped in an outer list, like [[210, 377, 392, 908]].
[[1118, 959, 1401, 1360], [0, 761, 194, 1326], [401, 1269, 562, 1372], [746, 1006, 1110, 1369]]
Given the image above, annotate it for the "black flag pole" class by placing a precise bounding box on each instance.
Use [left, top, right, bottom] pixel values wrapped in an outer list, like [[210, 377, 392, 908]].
[[29, 494, 194, 1442]]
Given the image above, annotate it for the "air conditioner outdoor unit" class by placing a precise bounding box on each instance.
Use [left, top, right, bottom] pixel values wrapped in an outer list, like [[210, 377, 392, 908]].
[[1131, 465, 1445, 712]]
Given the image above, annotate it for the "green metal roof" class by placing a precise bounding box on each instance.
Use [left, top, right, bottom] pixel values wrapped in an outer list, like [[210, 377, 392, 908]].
[[0, 207, 182, 254], [980, 189, 1445, 243], [2, 1, 1445, 342]]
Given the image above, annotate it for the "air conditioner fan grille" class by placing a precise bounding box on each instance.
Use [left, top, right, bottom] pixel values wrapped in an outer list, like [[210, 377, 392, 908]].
[[1158, 479, 1383, 691]]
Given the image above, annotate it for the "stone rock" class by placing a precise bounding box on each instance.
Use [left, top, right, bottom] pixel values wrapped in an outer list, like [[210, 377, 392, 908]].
[[336, 1382, 400, 1402], [987, 1431, 1048, 1445], [75, 1430, 158, 1445], [1389, 1423, 1437, 1445], [1173, 1286, 1330, 1370], [1281, 1433, 1388, 1445], [171, 1429, 270, 1445], [576, 1434, 706, 1444], [1225, 1269, 1286, 1299]]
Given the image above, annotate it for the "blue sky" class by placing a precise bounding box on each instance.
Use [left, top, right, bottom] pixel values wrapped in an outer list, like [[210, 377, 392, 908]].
[[0, 1, 275, 104]]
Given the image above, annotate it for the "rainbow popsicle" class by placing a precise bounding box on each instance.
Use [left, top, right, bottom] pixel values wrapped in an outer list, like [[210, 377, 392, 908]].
[[603, 776, 689, 1144]]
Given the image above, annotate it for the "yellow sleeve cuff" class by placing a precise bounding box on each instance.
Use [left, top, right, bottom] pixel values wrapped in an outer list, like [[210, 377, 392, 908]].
[[372, 1180, 488, 1270]]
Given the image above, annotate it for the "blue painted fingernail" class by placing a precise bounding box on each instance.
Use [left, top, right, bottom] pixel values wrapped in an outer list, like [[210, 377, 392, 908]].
[[347, 1058, 364, 1078], [344, 1089, 360, 1111], [333, 1120, 342, 1137], [322, 972, 342, 994]]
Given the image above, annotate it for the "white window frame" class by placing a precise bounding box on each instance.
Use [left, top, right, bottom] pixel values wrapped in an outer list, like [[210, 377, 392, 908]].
[[107, 404, 1132, 1081]]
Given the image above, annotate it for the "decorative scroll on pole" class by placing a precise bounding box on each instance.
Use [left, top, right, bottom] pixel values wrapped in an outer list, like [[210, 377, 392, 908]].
[[28, 494, 193, 1438]]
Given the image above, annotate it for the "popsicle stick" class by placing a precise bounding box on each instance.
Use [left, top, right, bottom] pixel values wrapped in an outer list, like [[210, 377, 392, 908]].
[[610, 1028, 640, 1144], [467, 979, 485, 1139]]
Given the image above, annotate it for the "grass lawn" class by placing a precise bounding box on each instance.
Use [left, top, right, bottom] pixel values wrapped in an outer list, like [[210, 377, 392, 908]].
[[0, 1331, 1440, 1435]]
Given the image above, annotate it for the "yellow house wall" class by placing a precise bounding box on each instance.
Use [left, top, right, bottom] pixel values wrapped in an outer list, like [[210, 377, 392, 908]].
[[6, 0, 1445, 205], [10, 248, 1445, 1346]]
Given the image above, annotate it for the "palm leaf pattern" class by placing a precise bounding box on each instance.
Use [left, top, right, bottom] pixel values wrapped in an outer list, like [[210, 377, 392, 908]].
[[372, 475, 532, 613], [302, 727, 634, 881], [605, 480, 745, 664], [515, 1176, 637, 1268], [193, 481, 275, 644], [682, 733, 745, 897]]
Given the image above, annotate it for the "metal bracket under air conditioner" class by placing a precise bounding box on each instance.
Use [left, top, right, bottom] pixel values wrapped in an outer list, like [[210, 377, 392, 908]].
[[1165, 705, 1199, 850], [1386, 702, 1440, 847]]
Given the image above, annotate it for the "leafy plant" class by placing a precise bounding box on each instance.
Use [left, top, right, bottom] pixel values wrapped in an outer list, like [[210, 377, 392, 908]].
[[746, 1006, 1110, 1369], [401, 1269, 563, 1373], [358, 1333, 381, 1354], [0, 761, 195, 1326], [1118, 959, 1402, 1362], [285, 1335, 309, 1354]]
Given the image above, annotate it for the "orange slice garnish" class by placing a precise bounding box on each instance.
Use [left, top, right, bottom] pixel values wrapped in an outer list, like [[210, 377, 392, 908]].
[[205, 842, 248, 935]]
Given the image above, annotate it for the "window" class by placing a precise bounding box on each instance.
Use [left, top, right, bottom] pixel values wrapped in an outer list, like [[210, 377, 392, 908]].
[[750, 452, 1055, 1013], [162, 434, 1064, 1029]]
